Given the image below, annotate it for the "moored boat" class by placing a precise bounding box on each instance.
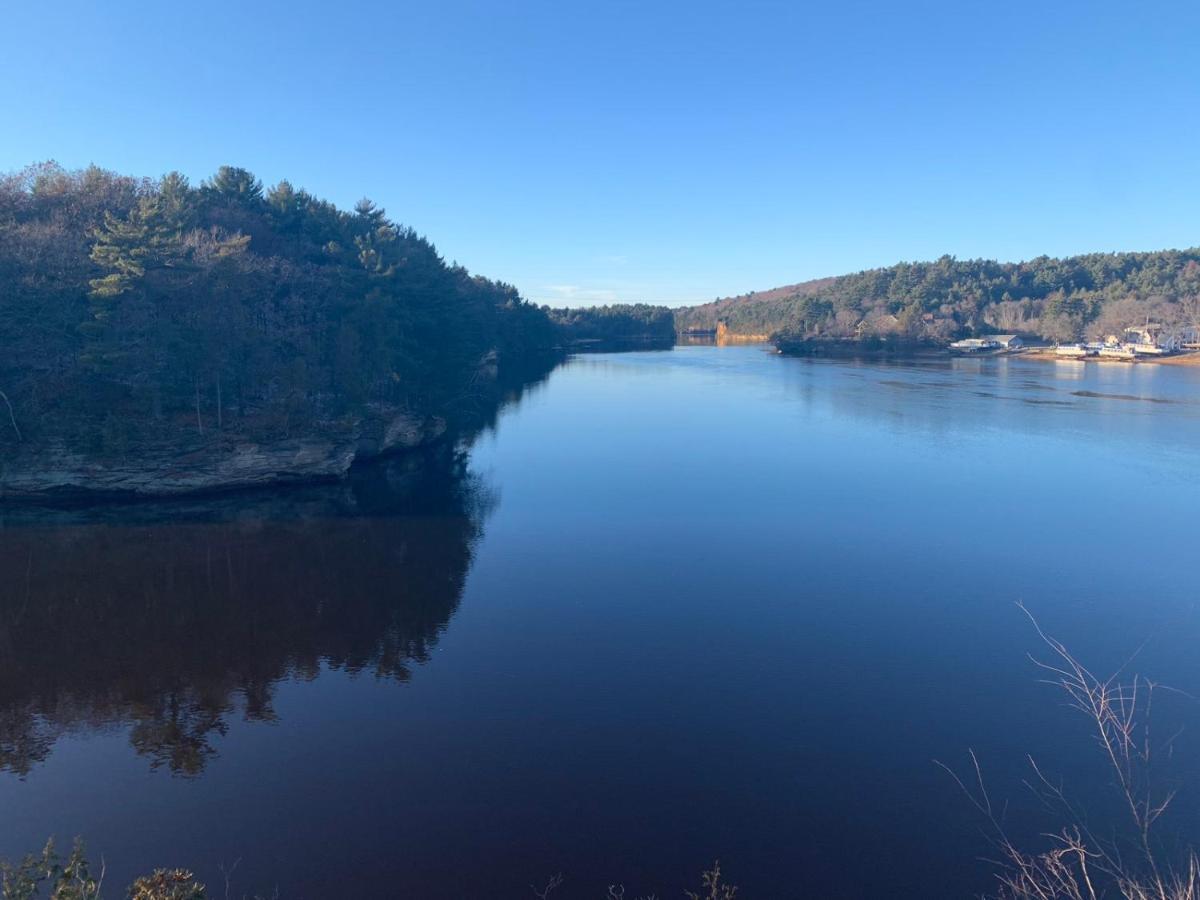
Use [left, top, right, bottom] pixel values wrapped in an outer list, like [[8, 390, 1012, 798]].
[[1055, 344, 1093, 358], [949, 338, 1000, 355]]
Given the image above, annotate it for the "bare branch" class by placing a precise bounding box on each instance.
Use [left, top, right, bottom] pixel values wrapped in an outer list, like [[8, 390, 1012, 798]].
[[0, 389, 21, 442]]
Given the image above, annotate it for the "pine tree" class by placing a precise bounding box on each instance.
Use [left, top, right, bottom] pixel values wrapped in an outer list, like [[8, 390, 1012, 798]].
[[203, 166, 263, 205]]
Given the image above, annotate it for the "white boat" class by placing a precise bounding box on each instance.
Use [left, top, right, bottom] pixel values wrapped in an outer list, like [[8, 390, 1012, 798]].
[[1055, 344, 1092, 358], [949, 338, 1000, 355], [1131, 343, 1167, 356]]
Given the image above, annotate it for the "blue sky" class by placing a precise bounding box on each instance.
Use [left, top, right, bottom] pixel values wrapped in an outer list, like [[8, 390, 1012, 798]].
[[2, 0, 1198, 307]]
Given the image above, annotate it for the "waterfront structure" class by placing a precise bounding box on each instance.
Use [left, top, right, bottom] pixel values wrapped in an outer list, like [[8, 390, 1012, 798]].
[[948, 334, 1024, 355], [949, 337, 999, 354], [1055, 344, 1093, 358], [1123, 324, 1181, 353]]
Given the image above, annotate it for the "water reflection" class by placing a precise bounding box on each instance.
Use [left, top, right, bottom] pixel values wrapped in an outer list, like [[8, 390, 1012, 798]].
[[770, 352, 1200, 453], [0, 452, 487, 776], [3, 346, 1200, 898], [0, 355, 560, 778]]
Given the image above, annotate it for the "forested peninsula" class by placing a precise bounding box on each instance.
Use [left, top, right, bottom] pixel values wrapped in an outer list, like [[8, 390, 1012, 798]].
[[0, 162, 562, 498]]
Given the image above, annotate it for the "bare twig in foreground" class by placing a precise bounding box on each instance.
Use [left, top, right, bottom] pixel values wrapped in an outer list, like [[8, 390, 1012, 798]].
[[940, 605, 1198, 900]]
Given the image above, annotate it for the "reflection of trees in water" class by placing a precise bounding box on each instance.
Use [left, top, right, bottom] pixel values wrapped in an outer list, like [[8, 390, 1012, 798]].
[[0, 451, 492, 777], [0, 355, 560, 778]]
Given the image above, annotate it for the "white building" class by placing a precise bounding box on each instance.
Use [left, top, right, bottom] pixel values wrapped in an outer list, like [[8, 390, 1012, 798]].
[[1123, 324, 1181, 353]]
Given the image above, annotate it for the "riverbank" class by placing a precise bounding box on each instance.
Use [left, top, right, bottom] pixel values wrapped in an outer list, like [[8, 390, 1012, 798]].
[[0, 351, 563, 503], [770, 338, 1200, 367], [1153, 350, 1200, 366], [0, 411, 446, 502], [1018, 347, 1200, 366]]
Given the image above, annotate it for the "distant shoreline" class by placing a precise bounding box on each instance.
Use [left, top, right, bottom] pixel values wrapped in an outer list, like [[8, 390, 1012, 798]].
[[764, 337, 1200, 366], [1018, 347, 1200, 367], [1155, 351, 1200, 366]]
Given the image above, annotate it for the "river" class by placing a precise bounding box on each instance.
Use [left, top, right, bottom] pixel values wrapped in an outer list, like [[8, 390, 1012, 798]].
[[3, 345, 1199, 898]]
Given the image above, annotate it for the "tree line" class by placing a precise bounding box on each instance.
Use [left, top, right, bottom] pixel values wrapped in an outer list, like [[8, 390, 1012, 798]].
[[545, 302, 676, 344]]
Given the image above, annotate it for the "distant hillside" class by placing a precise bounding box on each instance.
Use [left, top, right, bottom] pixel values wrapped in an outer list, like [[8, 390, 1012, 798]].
[[545, 303, 675, 346], [675, 251, 1200, 344], [676, 277, 836, 331]]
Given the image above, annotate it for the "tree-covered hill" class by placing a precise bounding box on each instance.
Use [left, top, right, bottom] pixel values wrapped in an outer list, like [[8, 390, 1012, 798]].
[[675, 251, 1200, 344], [0, 162, 557, 491], [545, 302, 675, 346]]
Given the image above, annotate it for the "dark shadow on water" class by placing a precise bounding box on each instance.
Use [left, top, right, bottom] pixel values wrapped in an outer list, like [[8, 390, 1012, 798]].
[[1071, 389, 1175, 404], [565, 336, 676, 354]]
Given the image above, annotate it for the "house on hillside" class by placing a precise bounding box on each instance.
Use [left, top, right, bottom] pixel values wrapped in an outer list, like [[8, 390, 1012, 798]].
[[854, 313, 901, 338]]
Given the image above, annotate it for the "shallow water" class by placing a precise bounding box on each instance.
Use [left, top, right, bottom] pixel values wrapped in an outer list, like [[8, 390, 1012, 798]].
[[3, 346, 1199, 898]]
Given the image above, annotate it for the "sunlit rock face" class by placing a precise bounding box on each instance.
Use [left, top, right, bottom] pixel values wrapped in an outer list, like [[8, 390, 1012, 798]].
[[0, 345, 561, 499], [0, 409, 447, 498]]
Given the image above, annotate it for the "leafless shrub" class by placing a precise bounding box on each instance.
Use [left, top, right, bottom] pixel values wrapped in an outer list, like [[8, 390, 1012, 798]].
[[940, 604, 1198, 900], [531, 872, 564, 898], [685, 860, 738, 900], [218, 858, 240, 900], [0, 390, 21, 442], [606, 884, 658, 900]]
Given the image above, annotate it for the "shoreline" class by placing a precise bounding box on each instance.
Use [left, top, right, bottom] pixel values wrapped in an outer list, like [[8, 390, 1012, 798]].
[[1018, 347, 1200, 366], [761, 337, 1200, 367]]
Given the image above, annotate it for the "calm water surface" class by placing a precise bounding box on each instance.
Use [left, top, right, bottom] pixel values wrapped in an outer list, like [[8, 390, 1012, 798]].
[[3, 346, 1200, 898]]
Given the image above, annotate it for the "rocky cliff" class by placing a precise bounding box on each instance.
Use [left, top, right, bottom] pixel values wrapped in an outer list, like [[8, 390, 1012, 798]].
[[0, 409, 446, 499]]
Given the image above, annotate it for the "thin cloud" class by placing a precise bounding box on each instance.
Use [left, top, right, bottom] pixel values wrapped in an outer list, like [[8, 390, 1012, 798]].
[[534, 284, 622, 307]]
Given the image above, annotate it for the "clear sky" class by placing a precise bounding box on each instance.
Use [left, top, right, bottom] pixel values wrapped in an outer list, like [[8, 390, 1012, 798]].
[[2, 0, 1198, 307]]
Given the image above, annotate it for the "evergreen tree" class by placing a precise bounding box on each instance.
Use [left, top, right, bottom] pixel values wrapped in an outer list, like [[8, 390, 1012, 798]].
[[203, 166, 263, 205]]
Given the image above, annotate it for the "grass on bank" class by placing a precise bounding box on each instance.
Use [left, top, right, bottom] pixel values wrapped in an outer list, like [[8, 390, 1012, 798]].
[[1, 845, 737, 900]]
